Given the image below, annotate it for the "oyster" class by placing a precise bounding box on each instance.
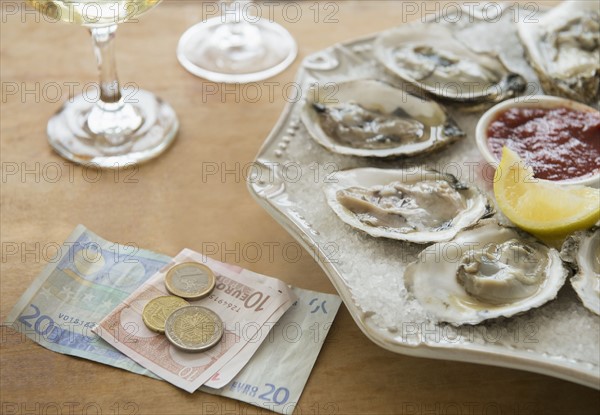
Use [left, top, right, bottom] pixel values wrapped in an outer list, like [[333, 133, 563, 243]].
[[560, 228, 600, 315], [301, 80, 464, 157], [405, 220, 568, 325], [518, 1, 599, 106], [374, 24, 526, 102], [313, 102, 424, 150], [324, 167, 491, 243]]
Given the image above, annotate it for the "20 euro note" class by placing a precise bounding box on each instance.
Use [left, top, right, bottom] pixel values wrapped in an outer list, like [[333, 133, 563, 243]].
[[205, 298, 292, 389], [5, 225, 170, 377], [94, 249, 297, 393], [201, 287, 342, 415]]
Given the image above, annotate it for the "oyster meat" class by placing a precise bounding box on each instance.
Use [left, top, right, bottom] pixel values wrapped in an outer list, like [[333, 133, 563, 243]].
[[561, 228, 600, 315], [374, 24, 526, 102], [405, 220, 568, 325], [301, 79, 464, 158], [518, 1, 600, 106], [324, 167, 491, 243], [312, 102, 425, 150]]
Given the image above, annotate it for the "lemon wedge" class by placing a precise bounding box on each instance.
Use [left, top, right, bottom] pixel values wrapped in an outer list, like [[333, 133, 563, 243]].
[[493, 147, 600, 238]]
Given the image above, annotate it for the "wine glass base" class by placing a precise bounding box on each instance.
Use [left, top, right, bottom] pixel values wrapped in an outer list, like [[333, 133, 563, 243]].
[[47, 90, 178, 168], [177, 16, 297, 83]]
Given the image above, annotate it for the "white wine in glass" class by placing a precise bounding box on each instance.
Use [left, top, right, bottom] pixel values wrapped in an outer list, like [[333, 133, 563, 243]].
[[27, 0, 178, 167], [27, 0, 159, 26]]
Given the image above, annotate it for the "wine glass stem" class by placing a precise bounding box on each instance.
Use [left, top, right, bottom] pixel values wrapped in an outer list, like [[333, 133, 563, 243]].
[[91, 25, 121, 104], [222, 0, 247, 23], [86, 25, 143, 145], [216, 0, 262, 53]]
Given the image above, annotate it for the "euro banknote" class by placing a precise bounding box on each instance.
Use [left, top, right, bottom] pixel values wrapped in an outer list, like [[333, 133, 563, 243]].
[[6, 225, 170, 378], [94, 248, 297, 393], [201, 287, 342, 415]]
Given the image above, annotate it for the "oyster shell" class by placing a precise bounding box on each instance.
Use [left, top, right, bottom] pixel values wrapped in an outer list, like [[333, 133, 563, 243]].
[[405, 220, 568, 325], [560, 228, 600, 315], [374, 24, 526, 102], [301, 80, 464, 157], [518, 1, 599, 106], [324, 167, 491, 243]]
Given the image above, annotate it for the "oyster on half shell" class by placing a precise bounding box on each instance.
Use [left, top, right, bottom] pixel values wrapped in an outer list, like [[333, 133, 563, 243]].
[[405, 220, 568, 325], [324, 167, 491, 244], [560, 228, 600, 315], [518, 1, 599, 106], [374, 24, 526, 102], [301, 80, 464, 158]]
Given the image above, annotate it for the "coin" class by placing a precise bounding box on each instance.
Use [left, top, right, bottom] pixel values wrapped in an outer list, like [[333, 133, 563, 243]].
[[165, 306, 224, 352], [142, 296, 190, 334], [165, 262, 216, 301]]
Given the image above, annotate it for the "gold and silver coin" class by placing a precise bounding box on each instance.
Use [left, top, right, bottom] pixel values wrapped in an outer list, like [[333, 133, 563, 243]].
[[142, 296, 190, 334], [164, 306, 224, 352], [165, 262, 216, 301]]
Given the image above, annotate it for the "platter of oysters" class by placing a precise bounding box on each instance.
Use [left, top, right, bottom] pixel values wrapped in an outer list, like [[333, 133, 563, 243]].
[[248, 1, 600, 388]]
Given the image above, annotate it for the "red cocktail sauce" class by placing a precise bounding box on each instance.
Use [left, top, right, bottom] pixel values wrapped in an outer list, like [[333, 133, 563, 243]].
[[487, 107, 600, 181]]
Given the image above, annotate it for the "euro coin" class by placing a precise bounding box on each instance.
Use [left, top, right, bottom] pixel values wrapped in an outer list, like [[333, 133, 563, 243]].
[[165, 306, 224, 352], [165, 262, 216, 301], [142, 296, 190, 334]]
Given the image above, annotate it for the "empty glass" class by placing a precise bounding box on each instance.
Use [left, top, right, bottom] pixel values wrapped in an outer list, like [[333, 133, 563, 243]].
[[177, 0, 297, 83]]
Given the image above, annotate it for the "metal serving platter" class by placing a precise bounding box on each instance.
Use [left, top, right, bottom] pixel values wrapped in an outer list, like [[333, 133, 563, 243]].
[[247, 11, 600, 388]]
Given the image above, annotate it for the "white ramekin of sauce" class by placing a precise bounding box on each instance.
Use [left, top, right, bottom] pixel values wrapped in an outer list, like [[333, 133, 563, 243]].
[[476, 95, 600, 187]]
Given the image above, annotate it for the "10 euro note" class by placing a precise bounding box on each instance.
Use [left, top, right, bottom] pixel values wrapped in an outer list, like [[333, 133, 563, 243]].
[[5, 225, 170, 377], [94, 248, 297, 393]]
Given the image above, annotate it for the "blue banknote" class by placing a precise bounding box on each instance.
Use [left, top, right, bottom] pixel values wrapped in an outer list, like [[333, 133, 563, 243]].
[[6, 225, 171, 377]]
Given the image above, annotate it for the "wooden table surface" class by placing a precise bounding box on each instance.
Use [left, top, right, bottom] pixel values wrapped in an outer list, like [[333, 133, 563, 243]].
[[1, 1, 598, 414]]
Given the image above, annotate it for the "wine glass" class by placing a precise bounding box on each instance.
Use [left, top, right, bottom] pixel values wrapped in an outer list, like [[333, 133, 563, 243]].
[[177, 0, 297, 83], [28, 0, 178, 168]]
